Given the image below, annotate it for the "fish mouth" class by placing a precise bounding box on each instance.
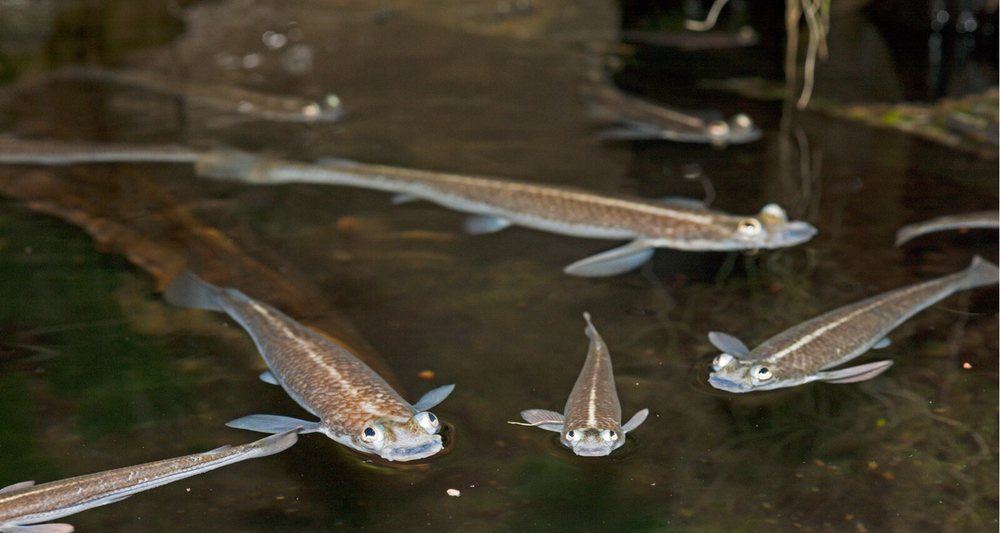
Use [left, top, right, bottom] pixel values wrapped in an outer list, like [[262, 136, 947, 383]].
[[707, 374, 752, 393], [573, 445, 613, 457], [382, 438, 444, 462]]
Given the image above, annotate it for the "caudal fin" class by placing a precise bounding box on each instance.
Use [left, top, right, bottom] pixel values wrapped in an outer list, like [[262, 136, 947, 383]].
[[163, 271, 224, 311], [954, 256, 1000, 291]]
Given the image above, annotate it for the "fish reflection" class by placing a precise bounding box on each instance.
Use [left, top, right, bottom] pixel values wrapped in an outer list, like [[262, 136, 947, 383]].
[[511, 313, 648, 457], [708, 257, 999, 393], [895, 210, 999, 246], [0, 430, 297, 533], [164, 272, 454, 462]]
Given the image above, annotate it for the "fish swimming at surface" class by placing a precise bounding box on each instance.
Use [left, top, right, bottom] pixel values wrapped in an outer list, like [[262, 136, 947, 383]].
[[510, 313, 648, 457], [895, 210, 999, 246], [164, 272, 454, 462], [707, 256, 999, 393], [0, 140, 816, 276], [0, 430, 297, 533], [23, 66, 346, 123]]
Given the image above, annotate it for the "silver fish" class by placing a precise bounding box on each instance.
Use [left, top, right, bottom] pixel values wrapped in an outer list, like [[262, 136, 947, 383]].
[[53, 66, 346, 123], [707, 256, 999, 393], [895, 210, 999, 246], [164, 272, 454, 462], [510, 313, 648, 456], [193, 150, 816, 277], [0, 430, 297, 533]]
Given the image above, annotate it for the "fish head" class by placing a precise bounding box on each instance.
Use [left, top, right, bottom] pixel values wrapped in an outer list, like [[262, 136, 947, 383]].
[[352, 412, 444, 461], [708, 352, 794, 393], [726, 204, 817, 250], [560, 427, 623, 457]]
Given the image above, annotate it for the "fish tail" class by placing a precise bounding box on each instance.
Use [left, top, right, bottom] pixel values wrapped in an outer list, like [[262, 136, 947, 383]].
[[954, 256, 1000, 291], [163, 271, 225, 311]]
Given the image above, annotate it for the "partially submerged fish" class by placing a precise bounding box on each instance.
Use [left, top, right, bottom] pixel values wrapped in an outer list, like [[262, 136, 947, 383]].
[[0, 430, 297, 533], [707, 256, 999, 393], [580, 81, 762, 145], [510, 313, 648, 456], [164, 272, 454, 462], [895, 210, 999, 246], [194, 150, 816, 277], [52, 66, 346, 123]]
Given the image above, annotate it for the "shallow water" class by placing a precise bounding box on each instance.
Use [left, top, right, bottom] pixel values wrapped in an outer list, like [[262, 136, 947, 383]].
[[1, 1, 997, 532]]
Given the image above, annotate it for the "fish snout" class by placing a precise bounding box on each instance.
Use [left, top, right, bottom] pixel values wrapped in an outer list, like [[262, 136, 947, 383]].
[[707, 373, 752, 393], [383, 435, 444, 462], [771, 221, 817, 248]]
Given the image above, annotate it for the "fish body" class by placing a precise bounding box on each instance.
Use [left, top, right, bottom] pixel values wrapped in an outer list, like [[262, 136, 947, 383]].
[[0, 431, 297, 533], [0, 138, 201, 165], [708, 256, 1000, 393], [164, 272, 453, 462], [55, 66, 345, 123], [895, 210, 999, 245], [513, 314, 648, 456], [195, 150, 816, 277], [581, 81, 762, 145]]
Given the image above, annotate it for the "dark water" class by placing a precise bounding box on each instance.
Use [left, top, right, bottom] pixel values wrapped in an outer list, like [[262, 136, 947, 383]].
[[1, 1, 997, 532]]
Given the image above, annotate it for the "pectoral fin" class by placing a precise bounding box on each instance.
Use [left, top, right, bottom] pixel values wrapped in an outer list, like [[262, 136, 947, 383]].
[[563, 241, 654, 277], [227, 414, 320, 434], [622, 408, 650, 433], [3, 524, 76, 533], [412, 384, 456, 411], [463, 215, 512, 235], [708, 331, 750, 357], [872, 338, 891, 349], [509, 409, 565, 432], [259, 371, 280, 385], [816, 360, 894, 384], [0, 481, 35, 494]]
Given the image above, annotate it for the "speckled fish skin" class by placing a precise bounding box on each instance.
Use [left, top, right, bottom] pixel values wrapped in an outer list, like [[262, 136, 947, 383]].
[[54, 66, 345, 123], [895, 210, 999, 245], [194, 150, 816, 276], [517, 314, 648, 457], [709, 257, 1000, 393], [164, 272, 450, 462], [0, 431, 297, 533]]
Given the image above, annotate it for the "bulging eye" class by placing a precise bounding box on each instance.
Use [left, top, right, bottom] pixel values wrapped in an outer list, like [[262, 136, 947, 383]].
[[600, 429, 618, 442], [566, 430, 581, 442], [752, 365, 773, 382], [737, 218, 762, 238], [733, 113, 753, 129], [760, 203, 788, 222], [325, 94, 342, 108], [707, 120, 730, 138], [712, 353, 734, 371], [414, 411, 440, 433], [360, 424, 385, 445], [301, 103, 321, 117]]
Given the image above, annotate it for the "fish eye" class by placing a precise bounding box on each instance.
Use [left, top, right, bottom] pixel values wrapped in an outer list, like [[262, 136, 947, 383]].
[[414, 411, 440, 433], [600, 429, 618, 442], [733, 113, 753, 129], [737, 218, 762, 238], [752, 365, 773, 382], [566, 430, 581, 442], [707, 120, 730, 138], [301, 103, 321, 117], [712, 353, 734, 371], [360, 424, 385, 444], [760, 203, 788, 222], [325, 94, 342, 108]]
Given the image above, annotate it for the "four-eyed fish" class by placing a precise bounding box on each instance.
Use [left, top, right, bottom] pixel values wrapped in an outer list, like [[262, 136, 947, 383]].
[[895, 210, 999, 246], [164, 272, 455, 462], [510, 313, 649, 456], [708, 256, 999, 393], [0, 430, 297, 533], [193, 150, 817, 277]]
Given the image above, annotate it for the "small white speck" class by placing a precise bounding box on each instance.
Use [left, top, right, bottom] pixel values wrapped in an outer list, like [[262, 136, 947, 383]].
[[446, 488, 461, 497], [186, 488, 191, 492]]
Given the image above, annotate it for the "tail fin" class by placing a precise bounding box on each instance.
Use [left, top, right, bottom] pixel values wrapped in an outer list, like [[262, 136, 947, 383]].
[[954, 256, 1000, 291], [163, 271, 225, 311]]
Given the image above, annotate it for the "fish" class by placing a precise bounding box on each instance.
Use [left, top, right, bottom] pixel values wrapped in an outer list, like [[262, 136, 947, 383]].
[[163, 271, 454, 462], [0, 137, 201, 165], [895, 211, 999, 246], [0, 430, 297, 533], [707, 256, 999, 393], [51, 66, 346, 123], [510, 313, 648, 456], [620, 26, 760, 51], [580, 80, 762, 145], [193, 150, 816, 277]]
